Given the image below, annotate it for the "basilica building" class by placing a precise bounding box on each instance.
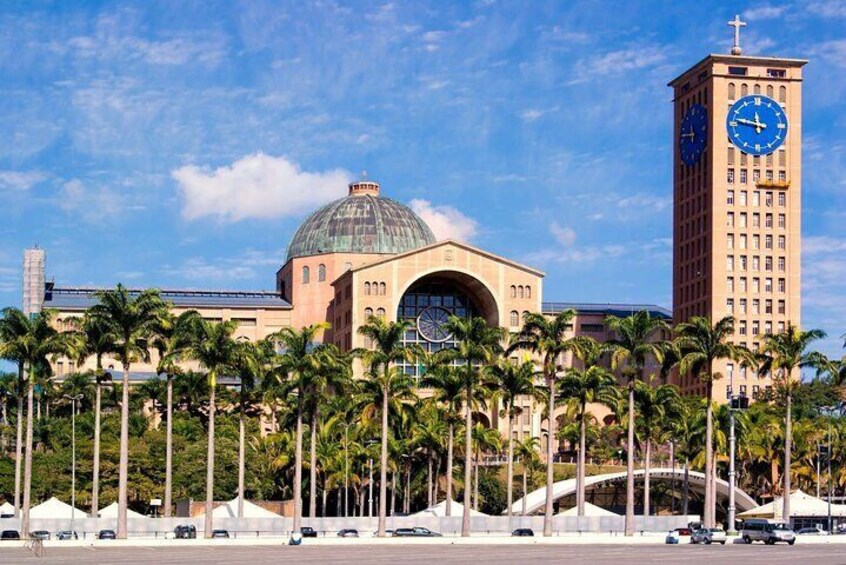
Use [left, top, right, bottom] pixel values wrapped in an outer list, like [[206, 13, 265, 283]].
[[24, 178, 669, 442]]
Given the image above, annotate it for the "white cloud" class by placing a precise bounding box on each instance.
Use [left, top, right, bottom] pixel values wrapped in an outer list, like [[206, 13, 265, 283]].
[[743, 5, 787, 19], [617, 193, 671, 211], [809, 39, 846, 68], [549, 222, 576, 246], [0, 170, 47, 191], [576, 45, 670, 80], [805, 236, 846, 254], [409, 199, 478, 242], [808, 0, 846, 17], [173, 153, 352, 222], [520, 109, 543, 122], [59, 179, 124, 221]]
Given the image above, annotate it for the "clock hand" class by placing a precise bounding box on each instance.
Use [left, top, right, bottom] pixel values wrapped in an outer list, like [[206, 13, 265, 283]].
[[736, 118, 767, 130], [754, 112, 763, 134]]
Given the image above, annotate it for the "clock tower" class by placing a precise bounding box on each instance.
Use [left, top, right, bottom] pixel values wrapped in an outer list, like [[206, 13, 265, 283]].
[[668, 18, 807, 401]]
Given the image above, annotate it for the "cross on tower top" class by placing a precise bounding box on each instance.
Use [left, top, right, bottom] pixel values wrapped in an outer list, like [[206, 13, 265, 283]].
[[728, 14, 747, 56]]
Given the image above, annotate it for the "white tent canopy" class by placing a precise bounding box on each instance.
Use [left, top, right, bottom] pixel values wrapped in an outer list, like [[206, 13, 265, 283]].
[[738, 489, 846, 519], [29, 497, 87, 519], [412, 499, 488, 517], [200, 497, 282, 518], [0, 502, 15, 516], [98, 502, 146, 519], [559, 502, 620, 517]]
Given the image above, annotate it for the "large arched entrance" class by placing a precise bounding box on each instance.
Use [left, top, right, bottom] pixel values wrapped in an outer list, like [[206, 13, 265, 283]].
[[395, 271, 499, 380]]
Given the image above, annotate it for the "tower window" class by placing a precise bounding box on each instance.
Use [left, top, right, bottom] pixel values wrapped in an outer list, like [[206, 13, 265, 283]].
[[766, 85, 774, 98], [728, 82, 736, 99], [302, 266, 310, 284], [379, 282, 386, 296], [730, 67, 748, 77], [779, 85, 787, 103], [767, 69, 786, 78], [365, 307, 373, 319], [318, 264, 326, 282], [510, 310, 519, 327], [510, 285, 516, 298], [365, 282, 371, 296], [376, 308, 386, 319]]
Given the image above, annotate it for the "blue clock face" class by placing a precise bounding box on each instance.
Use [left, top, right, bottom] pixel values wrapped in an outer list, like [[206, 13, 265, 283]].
[[726, 95, 787, 156], [680, 104, 708, 166]]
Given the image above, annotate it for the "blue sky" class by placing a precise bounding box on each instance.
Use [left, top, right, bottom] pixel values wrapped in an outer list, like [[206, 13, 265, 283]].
[[1, 1, 845, 357]]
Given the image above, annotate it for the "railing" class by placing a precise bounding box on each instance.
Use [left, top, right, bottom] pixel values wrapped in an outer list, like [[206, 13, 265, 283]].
[[25, 537, 44, 558]]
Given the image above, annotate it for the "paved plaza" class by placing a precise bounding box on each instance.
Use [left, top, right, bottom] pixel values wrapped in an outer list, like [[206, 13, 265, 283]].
[[2, 543, 846, 564]]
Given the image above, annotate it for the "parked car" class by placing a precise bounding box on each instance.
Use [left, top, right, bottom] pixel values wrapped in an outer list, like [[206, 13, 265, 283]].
[[337, 528, 359, 538], [796, 526, 829, 535], [211, 529, 229, 539], [97, 529, 116, 540], [691, 527, 727, 545], [29, 530, 50, 540], [512, 528, 534, 537], [55, 531, 78, 540], [174, 524, 197, 539], [741, 519, 795, 545], [665, 527, 692, 544], [301, 526, 317, 538], [1, 530, 20, 540], [393, 527, 442, 537]]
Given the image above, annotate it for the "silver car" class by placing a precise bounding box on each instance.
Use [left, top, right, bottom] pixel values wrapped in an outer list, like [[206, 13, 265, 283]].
[[691, 527, 727, 545], [742, 520, 795, 545]]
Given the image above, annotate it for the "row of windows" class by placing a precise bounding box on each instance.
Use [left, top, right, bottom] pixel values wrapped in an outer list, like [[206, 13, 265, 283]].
[[726, 275, 786, 294], [735, 319, 785, 336], [364, 282, 387, 296], [727, 169, 787, 184], [727, 82, 787, 103], [727, 234, 786, 251], [726, 384, 772, 400], [726, 297, 786, 315], [363, 307, 387, 319], [727, 190, 786, 207], [301, 264, 326, 284], [726, 212, 786, 229], [728, 148, 785, 168], [509, 285, 533, 299], [726, 254, 786, 273]]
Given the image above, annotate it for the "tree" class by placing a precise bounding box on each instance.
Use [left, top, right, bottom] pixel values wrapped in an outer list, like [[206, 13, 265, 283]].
[[514, 436, 541, 516], [489, 359, 539, 517], [442, 316, 504, 536], [559, 338, 620, 516], [151, 309, 201, 518], [470, 422, 502, 510], [674, 315, 752, 528], [270, 324, 330, 534], [757, 324, 826, 522], [70, 313, 116, 517], [89, 284, 167, 538], [604, 311, 668, 535], [420, 358, 465, 517], [0, 308, 73, 533], [511, 310, 579, 536], [632, 380, 680, 516], [357, 316, 417, 537]]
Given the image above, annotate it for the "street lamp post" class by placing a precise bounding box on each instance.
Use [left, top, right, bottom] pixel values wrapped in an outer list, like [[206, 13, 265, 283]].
[[368, 457, 374, 518], [64, 394, 83, 535], [728, 393, 748, 535], [341, 423, 350, 518], [821, 405, 841, 533]]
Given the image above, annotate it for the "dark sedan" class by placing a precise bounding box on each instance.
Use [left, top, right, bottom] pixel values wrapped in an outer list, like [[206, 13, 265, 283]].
[[337, 528, 359, 538], [1, 530, 20, 540], [97, 529, 116, 540], [301, 526, 318, 538], [211, 529, 229, 539], [56, 531, 78, 540], [29, 530, 50, 540], [512, 528, 534, 537], [393, 527, 442, 537]]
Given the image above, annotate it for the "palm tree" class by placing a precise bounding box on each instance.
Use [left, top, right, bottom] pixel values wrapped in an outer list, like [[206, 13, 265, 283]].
[[632, 380, 680, 516], [605, 310, 668, 535], [671, 397, 701, 516], [511, 310, 580, 535], [151, 309, 201, 518], [0, 308, 31, 518], [489, 359, 538, 517], [559, 337, 619, 516], [71, 313, 116, 517], [357, 316, 417, 537], [0, 308, 73, 533], [89, 284, 167, 538], [420, 358, 464, 516], [443, 315, 504, 537], [514, 436, 541, 516], [470, 422, 502, 510], [674, 315, 752, 528], [270, 323, 330, 534], [412, 402, 447, 508], [757, 324, 826, 522], [183, 318, 239, 538]]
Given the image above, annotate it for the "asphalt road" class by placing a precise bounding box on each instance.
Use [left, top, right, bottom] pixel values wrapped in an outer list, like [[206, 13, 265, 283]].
[[2, 544, 845, 564]]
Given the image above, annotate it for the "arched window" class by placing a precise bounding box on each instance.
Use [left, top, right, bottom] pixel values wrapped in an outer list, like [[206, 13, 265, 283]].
[[302, 266, 310, 284], [318, 264, 326, 282], [376, 308, 386, 319], [510, 285, 516, 298], [741, 83, 748, 97], [379, 282, 386, 296], [364, 307, 373, 319], [753, 83, 761, 94], [364, 282, 371, 296], [766, 85, 773, 98], [522, 310, 529, 323], [779, 85, 786, 103], [525, 286, 532, 299], [510, 311, 519, 327], [728, 82, 736, 99], [517, 285, 524, 299]]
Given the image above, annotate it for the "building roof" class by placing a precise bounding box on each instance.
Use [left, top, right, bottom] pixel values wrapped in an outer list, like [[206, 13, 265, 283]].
[[737, 489, 846, 519], [543, 301, 672, 319], [285, 181, 436, 262], [42, 285, 291, 311]]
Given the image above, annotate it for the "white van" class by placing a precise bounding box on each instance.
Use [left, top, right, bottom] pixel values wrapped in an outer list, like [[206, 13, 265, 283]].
[[741, 519, 796, 545]]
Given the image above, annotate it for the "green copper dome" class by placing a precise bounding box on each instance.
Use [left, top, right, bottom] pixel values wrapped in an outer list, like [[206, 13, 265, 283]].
[[285, 181, 437, 262]]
